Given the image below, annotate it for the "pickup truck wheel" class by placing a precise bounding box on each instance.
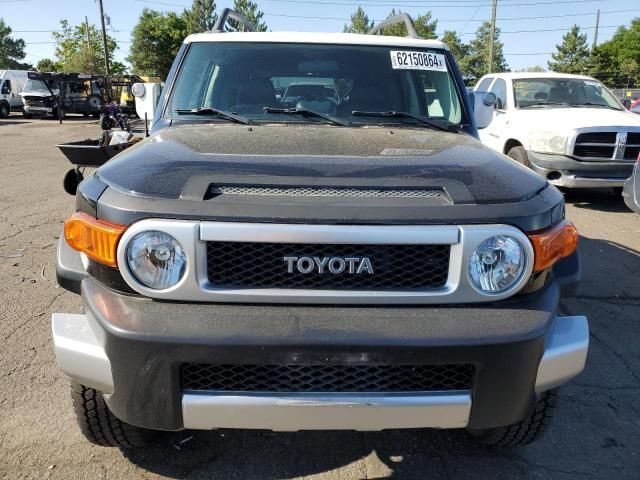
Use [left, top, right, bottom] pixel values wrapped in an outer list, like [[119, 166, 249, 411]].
[[470, 390, 557, 447], [0, 102, 9, 118], [507, 146, 532, 169], [70, 381, 154, 448]]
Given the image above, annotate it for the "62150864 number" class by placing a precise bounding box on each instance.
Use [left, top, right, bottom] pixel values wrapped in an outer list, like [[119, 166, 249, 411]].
[[390, 51, 447, 72]]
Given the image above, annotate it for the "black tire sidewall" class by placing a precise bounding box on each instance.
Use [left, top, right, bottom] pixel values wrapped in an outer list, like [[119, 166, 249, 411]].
[[0, 102, 9, 118]]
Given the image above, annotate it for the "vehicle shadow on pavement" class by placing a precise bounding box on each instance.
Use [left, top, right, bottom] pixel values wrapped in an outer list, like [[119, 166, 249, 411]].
[[120, 428, 511, 479], [0, 120, 31, 126], [562, 188, 630, 213]]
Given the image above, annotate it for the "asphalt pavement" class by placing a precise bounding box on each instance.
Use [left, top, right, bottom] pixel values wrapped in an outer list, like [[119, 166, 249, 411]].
[[0, 114, 639, 479]]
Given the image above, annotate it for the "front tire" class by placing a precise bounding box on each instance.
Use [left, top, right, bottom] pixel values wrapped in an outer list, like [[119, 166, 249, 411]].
[[507, 146, 532, 169], [470, 390, 557, 447], [0, 102, 9, 118], [70, 381, 154, 448]]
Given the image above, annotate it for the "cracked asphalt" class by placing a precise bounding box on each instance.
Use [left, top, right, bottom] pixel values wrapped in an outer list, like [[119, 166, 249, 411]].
[[1, 115, 639, 479]]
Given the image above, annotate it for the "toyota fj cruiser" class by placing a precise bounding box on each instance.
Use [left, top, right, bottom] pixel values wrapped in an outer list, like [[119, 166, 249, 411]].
[[53, 10, 589, 449]]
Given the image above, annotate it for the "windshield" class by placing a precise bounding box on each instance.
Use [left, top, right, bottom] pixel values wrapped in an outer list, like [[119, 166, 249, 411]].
[[166, 42, 465, 126], [513, 78, 622, 110], [24, 79, 51, 92]]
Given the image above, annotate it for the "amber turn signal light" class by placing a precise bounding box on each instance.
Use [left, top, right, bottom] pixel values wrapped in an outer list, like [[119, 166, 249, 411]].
[[64, 212, 127, 268], [527, 220, 579, 272]]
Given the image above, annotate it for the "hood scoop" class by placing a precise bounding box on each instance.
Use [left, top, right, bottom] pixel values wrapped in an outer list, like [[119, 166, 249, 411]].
[[206, 184, 450, 203]]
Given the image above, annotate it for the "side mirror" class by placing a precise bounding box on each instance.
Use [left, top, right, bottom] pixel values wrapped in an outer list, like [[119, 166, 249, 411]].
[[133, 82, 162, 123], [1, 85, 10, 95], [469, 91, 497, 129], [621, 99, 631, 109]]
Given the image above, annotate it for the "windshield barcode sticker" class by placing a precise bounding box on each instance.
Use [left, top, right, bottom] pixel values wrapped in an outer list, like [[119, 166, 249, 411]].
[[390, 51, 447, 72]]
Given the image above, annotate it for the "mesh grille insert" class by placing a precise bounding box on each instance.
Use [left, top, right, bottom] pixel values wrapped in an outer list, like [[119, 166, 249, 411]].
[[181, 363, 475, 392], [575, 132, 617, 144], [573, 145, 614, 158], [209, 185, 445, 199], [207, 242, 450, 290]]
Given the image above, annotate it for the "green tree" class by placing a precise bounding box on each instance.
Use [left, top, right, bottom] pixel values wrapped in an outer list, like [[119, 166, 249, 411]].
[[381, 9, 437, 39], [441, 30, 469, 67], [52, 20, 124, 74], [227, 0, 267, 32], [590, 19, 640, 88], [0, 18, 31, 69], [36, 58, 60, 72], [463, 21, 508, 84], [184, 0, 217, 35], [128, 8, 187, 79], [547, 25, 590, 74], [343, 7, 373, 34]]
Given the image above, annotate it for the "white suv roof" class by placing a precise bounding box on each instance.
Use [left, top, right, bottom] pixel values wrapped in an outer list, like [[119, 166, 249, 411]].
[[185, 31, 448, 50]]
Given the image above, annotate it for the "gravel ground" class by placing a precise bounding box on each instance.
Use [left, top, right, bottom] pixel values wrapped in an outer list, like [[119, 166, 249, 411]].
[[1, 114, 639, 479]]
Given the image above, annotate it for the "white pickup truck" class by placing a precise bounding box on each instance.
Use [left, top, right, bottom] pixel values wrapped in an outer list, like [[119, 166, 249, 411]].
[[473, 72, 640, 188]]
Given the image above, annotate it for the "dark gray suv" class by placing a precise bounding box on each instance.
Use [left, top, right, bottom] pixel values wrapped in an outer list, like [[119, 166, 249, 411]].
[[52, 11, 588, 451]]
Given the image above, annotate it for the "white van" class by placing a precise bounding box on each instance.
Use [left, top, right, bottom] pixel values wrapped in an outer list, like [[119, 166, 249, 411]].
[[0, 70, 30, 118]]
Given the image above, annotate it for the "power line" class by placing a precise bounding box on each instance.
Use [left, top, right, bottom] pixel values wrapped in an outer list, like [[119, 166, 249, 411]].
[[131, 0, 635, 23], [259, 0, 604, 7], [460, 1, 488, 35], [463, 24, 621, 35], [258, 9, 637, 24]]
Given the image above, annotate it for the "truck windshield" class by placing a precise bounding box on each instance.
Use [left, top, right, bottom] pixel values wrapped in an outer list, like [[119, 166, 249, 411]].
[[514, 78, 622, 110], [166, 42, 465, 126], [24, 79, 50, 91]]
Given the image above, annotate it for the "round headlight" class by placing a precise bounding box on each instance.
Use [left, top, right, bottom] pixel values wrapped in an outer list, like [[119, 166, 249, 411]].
[[126, 231, 187, 290], [468, 235, 526, 294]]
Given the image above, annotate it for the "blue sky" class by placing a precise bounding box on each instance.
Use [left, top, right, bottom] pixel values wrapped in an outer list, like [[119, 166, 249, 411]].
[[2, 0, 638, 71]]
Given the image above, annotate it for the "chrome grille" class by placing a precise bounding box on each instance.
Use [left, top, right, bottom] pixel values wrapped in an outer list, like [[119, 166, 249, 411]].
[[206, 242, 450, 290], [181, 363, 475, 392], [209, 185, 446, 199], [573, 131, 640, 160]]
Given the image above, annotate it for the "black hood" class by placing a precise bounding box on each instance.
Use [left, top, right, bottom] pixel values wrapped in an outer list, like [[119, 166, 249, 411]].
[[98, 124, 546, 203], [91, 123, 563, 231]]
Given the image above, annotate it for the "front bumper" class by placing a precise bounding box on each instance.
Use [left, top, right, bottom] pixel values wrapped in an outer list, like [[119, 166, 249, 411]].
[[528, 151, 634, 188], [24, 105, 53, 115], [52, 277, 588, 432]]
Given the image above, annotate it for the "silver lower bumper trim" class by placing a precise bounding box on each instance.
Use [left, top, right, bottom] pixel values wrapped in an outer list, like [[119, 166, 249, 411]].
[[535, 315, 589, 393], [51, 313, 113, 394], [551, 175, 626, 188], [182, 392, 471, 431]]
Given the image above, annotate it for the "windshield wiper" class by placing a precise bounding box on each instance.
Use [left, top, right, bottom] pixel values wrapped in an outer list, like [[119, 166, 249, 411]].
[[351, 110, 449, 132], [519, 102, 571, 109], [263, 107, 349, 127], [174, 107, 250, 124], [578, 103, 622, 111]]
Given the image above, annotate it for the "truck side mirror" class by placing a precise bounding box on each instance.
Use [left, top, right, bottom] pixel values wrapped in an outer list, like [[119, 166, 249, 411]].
[[132, 82, 162, 124], [469, 91, 497, 129], [1, 84, 10, 94]]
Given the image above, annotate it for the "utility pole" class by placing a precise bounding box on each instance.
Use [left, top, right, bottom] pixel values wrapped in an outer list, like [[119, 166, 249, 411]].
[[488, 0, 497, 74], [97, 0, 110, 75], [85, 16, 91, 50], [592, 9, 600, 51]]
